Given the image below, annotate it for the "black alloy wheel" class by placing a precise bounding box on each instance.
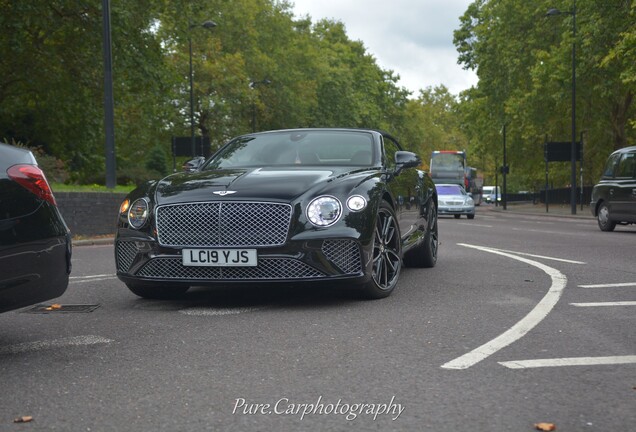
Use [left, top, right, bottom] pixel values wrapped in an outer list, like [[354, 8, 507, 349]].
[[361, 201, 402, 299]]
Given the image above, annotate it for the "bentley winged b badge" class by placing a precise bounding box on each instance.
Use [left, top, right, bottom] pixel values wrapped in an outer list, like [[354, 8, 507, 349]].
[[213, 190, 237, 196]]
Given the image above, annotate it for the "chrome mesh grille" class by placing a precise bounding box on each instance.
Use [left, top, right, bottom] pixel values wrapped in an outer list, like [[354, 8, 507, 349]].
[[136, 257, 324, 280], [156, 202, 292, 247], [116, 241, 138, 273], [322, 240, 362, 274]]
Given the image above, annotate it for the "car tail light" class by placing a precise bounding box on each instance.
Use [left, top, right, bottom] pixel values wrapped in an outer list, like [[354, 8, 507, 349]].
[[7, 164, 57, 206]]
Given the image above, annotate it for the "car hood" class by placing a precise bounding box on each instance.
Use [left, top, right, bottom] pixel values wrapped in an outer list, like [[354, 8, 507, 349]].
[[154, 167, 363, 205]]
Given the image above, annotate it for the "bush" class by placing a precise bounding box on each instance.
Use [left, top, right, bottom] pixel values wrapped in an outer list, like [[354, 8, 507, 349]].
[[36, 154, 69, 183], [145, 145, 169, 176], [2, 140, 70, 183], [117, 166, 163, 187]]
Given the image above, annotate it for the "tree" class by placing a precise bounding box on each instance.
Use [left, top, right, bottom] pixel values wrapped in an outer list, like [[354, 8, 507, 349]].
[[454, 0, 635, 188]]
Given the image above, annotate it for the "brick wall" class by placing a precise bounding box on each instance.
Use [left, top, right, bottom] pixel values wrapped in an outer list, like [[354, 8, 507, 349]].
[[56, 192, 127, 237]]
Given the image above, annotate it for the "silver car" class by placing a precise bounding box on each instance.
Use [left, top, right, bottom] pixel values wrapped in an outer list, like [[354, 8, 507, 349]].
[[436, 183, 475, 219]]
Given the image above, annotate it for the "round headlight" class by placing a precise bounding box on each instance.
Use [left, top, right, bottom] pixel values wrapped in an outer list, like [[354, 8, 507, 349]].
[[128, 198, 149, 229], [346, 195, 367, 212], [307, 196, 342, 227]]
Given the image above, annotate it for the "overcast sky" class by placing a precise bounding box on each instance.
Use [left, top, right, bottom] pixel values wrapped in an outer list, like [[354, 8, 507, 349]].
[[291, 0, 478, 96]]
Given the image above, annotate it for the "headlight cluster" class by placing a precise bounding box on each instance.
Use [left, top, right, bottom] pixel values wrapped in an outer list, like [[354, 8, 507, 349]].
[[306, 195, 367, 227], [307, 196, 341, 227], [121, 198, 150, 229]]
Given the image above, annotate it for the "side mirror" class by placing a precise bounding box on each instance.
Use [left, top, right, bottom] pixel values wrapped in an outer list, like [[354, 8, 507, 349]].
[[394, 151, 421, 173], [182, 156, 205, 172]]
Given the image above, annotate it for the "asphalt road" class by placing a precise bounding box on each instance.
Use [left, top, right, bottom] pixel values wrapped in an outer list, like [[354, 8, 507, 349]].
[[1, 206, 634, 431]]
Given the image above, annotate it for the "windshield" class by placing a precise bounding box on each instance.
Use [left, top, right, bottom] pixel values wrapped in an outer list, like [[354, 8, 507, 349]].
[[430, 152, 465, 171], [203, 130, 376, 170], [436, 185, 465, 195]]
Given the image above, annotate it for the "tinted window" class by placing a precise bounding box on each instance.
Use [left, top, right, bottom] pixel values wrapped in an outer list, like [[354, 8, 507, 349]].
[[383, 137, 401, 170], [602, 153, 621, 177], [203, 130, 375, 169], [615, 152, 636, 178]]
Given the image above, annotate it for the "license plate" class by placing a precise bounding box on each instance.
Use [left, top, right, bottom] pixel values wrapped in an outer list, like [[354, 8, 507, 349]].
[[182, 249, 257, 267]]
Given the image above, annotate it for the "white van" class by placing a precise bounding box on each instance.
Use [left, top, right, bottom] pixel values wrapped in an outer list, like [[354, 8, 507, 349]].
[[482, 186, 501, 204]]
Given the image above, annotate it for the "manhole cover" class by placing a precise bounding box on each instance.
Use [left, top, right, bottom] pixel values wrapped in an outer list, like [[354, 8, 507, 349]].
[[23, 304, 101, 314]]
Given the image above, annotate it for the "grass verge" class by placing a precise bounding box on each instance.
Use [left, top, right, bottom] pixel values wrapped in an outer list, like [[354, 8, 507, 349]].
[[51, 183, 135, 193]]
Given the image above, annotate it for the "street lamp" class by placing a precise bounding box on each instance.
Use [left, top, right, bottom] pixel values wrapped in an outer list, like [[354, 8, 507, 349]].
[[249, 79, 271, 132], [189, 20, 216, 157], [546, 1, 577, 215]]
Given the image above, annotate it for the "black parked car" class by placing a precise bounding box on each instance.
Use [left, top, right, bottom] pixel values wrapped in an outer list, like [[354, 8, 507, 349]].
[[115, 128, 438, 299], [0, 142, 71, 313], [591, 146, 636, 231]]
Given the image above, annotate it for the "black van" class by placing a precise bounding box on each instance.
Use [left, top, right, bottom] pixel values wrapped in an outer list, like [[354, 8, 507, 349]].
[[590, 146, 636, 231]]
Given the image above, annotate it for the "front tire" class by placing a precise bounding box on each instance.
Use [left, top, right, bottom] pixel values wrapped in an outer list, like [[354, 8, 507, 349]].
[[597, 202, 616, 232], [126, 283, 190, 299], [360, 201, 402, 299]]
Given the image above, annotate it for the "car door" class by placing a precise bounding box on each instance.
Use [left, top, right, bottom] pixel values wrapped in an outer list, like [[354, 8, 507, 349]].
[[382, 135, 421, 243], [612, 150, 636, 221]]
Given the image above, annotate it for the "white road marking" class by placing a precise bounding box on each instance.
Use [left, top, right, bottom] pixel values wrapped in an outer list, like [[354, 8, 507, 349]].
[[458, 223, 493, 228], [570, 301, 636, 307], [579, 282, 636, 288], [0, 335, 113, 355], [70, 274, 115, 280], [70, 274, 117, 284], [179, 307, 261, 316], [459, 245, 585, 265], [441, 244, 567, 370], [499, 355, 636, 369]]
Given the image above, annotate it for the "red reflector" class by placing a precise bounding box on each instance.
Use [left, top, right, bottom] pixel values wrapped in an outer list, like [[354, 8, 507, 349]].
[[7, 164, 57, 205]]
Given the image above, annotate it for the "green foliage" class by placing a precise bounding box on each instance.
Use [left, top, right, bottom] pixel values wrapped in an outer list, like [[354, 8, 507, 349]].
[[454, 0, 635, 188], [145, 144, 169, 176], [1, 0, 634, 194]]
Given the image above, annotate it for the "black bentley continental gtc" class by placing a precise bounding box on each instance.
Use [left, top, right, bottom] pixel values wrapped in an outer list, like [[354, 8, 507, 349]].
[[115, 128, 438, 299]]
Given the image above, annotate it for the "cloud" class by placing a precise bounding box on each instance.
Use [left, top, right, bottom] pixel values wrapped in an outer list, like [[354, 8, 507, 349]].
[[291, 0, 478, 94]]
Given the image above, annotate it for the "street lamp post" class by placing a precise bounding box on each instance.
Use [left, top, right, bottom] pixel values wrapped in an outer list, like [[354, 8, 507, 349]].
[[547, 1, 577, 215], [249, 79, 271, 133], [188, 20, 216, 157], [502, 123, 507, 210]]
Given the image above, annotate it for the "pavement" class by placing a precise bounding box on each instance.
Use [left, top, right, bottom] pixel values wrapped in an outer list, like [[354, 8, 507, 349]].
[[484, 201, 594, 219], [72, 201, 593, 248]]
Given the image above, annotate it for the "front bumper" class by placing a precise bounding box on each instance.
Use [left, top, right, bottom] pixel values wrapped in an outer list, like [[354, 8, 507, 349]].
[[115, 231, 369, 286], [438, 205, 475, 216]]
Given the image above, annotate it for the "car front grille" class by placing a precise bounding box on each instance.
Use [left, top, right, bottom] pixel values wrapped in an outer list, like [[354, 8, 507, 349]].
[[440, 200, 464, 206], [135, 257, 324, 280], [116, 241, 138, 273], [156, 202, 292, 247], [322, 240, 362, 274]]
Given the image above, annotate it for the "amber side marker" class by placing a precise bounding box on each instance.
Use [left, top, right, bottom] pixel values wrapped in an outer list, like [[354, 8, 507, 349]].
[[22, 304, 101, 314]]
